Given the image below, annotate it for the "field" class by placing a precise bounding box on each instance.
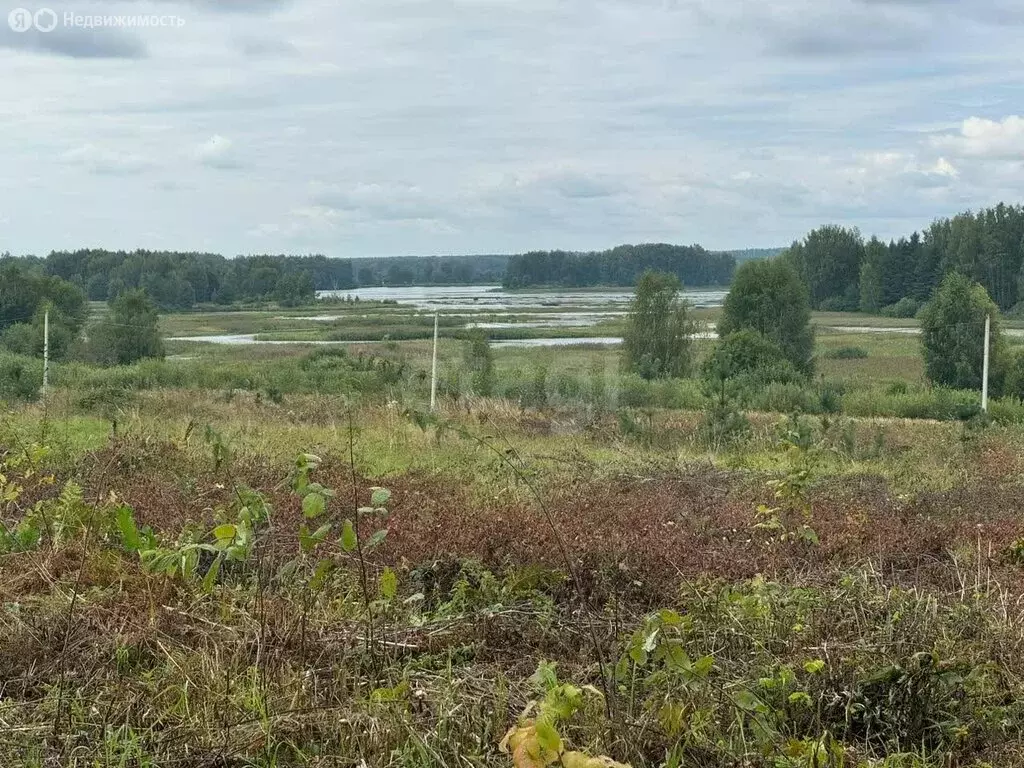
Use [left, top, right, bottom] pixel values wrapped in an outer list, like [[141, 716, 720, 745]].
[[1, 290, 1023, 767]]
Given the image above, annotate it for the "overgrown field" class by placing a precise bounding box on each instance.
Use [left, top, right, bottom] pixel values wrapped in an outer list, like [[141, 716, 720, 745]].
[[1, 389, 1023, 767]]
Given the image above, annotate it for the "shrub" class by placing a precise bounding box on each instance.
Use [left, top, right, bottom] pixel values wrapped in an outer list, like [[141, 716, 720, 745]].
[[702, 330, 804, 407], [463, 330, 495, 396], [818, 294, 860, 312], [0, 353, 41, 402], [880, 297, 921, 318]]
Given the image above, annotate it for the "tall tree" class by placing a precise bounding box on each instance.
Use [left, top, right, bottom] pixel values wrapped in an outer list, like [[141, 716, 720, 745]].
[[621, 271, 696, 380], [919, 273, 1005, 392], [784, 225, 864, 309], [90, 289, 165, 366], [859, 237, 887, 313], [719, 259, 815, 375]]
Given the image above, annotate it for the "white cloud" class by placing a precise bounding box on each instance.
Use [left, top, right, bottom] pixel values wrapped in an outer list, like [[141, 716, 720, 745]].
[[2, 0, 1024, 254], [931, 116, 1024, 158]]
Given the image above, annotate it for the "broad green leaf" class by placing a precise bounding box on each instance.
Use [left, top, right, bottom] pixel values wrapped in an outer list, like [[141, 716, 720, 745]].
[[379, 567, 398, 599], [213, 524, 237, 544], [302, 492, 326, 519], [370, 487, 391, 507], [340, 519, 357, 552]]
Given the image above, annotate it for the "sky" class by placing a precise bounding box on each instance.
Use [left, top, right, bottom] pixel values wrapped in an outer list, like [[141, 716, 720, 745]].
[[1, 0, 1023, 258]]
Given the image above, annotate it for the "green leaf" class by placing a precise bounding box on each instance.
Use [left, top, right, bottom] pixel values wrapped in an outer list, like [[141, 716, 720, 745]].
[[365, 528, 388, 551], [302, 492, 326, 519], [212, 524, 237, 545], [299, 523, 331, 553], [309, 558, 335, 591], [788, 691, 813, 708], [370, 487, 391, 507], [803, 659, 826, 675], [115, 504, 140, 552], [379, 567, 398, 599], [733, 690, 763, 712], [534, 720, 562, 755], [201, 554, 222, 593], [340, 519, 357, 552]]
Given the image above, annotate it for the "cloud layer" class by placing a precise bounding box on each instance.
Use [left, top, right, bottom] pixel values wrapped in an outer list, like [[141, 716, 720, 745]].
[[1, 0, 1023, 256]]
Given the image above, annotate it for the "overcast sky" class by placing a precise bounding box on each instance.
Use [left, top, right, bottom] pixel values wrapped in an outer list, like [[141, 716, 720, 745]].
[[1, 0, 1022, 258]]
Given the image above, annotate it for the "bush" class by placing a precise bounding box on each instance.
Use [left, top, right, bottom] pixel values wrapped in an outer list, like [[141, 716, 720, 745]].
[[987, 396, 1024, 425], [880, 297, 921, 318], [697, 398, 750, 448], [702, 330, 804, 406], [842, 385, 982, 421], [920, 274, 1006, 393], [720, 259, 815, 375], [822, 346, 868, 359], [818, 294, 860, 312], [748, 382, 820, 414], [0, 354, 41, 403], [1003, 348, 1024, 400], [621, 271, 696, 379]]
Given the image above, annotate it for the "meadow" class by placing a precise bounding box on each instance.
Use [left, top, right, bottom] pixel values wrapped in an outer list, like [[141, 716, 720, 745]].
[[0, 291, 1023, 767]]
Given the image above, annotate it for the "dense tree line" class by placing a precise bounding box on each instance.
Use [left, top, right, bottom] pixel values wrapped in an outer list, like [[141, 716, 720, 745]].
[[783, 203, 1024, 313], [0, 259, 88, 360], [2, 250, 514, 310], [502, 243, 736, 289]]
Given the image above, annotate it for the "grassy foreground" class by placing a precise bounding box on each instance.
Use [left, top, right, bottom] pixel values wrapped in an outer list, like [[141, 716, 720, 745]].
[[0, 392, 1023, 767]]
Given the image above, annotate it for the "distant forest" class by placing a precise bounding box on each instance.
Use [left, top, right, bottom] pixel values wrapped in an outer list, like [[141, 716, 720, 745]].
[[781, 202, 1024, 314], [502, 244, 736, 289], [0, 251, 509, 309], [0, 245, 755, 310]]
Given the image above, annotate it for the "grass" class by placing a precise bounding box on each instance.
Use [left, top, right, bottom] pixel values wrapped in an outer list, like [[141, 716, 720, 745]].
[[1, 394, 1024, 766], [3, 297, 1024, 766]]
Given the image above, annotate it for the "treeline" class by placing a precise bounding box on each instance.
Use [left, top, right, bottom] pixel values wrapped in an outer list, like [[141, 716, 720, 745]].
[[783, 203, 1024, 314], [502, 243, 736, 289], [5, 250, 513, 309]]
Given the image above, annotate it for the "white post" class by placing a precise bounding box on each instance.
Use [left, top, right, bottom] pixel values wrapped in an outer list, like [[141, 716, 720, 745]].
[[430, 313, 439, 411], [42, 309, 49, 397], [982, 313, 990, 412]]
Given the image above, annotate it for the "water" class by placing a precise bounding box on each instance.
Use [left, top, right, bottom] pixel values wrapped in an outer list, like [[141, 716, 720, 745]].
[[491, 337, 624, 348], [317, 284, 728, 311], [165, 334, 362, 346]]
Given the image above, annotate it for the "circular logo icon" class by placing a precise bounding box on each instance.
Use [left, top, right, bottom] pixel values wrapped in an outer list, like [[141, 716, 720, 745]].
[[8, 7, 33, 31], [34, 7, 57, 32]]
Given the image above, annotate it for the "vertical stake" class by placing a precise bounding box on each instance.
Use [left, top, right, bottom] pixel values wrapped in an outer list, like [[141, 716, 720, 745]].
[[982, 313, 990, 412], [42, 309, 50, 397], [430, 313, 439, 411]]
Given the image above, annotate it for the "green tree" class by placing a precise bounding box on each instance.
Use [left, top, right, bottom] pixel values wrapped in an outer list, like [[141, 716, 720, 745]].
[[702, 329, 800, 391], [91, 289, 165, 365], [859, 237, 886, 313], [920, 273, 1005, 392], [784, 225, 864, 309], [719, 259, 815, 375], [463, 329, 495, 396], [621, 271, 696, 379]]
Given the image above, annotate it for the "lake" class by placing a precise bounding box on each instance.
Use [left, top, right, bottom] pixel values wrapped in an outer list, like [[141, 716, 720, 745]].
[[316, 285, 729, 311]]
